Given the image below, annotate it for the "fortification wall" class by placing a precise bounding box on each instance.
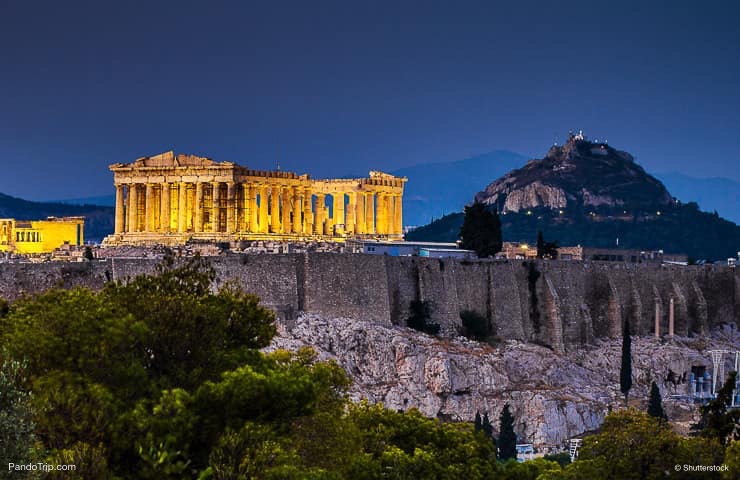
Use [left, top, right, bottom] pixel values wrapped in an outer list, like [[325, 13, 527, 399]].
[[0, 254, 735, 351]]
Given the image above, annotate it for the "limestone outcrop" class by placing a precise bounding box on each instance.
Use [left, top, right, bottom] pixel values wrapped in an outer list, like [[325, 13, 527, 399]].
[[269, 315, 739, 447]]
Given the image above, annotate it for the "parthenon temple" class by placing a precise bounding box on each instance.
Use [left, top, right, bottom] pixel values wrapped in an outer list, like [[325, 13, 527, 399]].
[[103, 151, 406, 245]]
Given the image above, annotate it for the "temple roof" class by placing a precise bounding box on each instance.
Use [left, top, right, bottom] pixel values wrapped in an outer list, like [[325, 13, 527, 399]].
[[129, 151, 228, 168]]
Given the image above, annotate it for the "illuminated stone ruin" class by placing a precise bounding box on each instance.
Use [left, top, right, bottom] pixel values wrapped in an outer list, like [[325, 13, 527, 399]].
[[103, 151, 406, 245]]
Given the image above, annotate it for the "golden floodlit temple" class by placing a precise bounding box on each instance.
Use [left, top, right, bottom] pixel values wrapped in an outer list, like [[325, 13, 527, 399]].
[[0, 217, 85, 254], [103, 151, 407, 245]]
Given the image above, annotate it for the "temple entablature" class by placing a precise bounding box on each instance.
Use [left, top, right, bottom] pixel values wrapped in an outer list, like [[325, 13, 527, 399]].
[[104, 152, 407, 245]]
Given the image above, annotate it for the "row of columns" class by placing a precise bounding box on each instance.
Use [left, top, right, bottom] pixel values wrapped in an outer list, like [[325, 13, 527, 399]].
[[114, 182, 403, 236]]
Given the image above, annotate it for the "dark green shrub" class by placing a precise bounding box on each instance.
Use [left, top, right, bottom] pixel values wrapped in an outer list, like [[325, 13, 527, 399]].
[[407, 300, 440, 335]]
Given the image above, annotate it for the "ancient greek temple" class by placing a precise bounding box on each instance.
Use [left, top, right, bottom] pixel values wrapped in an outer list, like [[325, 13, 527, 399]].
[[103, 151, 406, 245]]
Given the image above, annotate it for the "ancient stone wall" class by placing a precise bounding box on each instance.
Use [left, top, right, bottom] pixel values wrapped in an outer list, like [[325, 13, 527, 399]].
[[0, 255, 735, 350]]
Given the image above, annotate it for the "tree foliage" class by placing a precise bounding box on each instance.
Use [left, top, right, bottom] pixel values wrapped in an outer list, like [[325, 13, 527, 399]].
[[620, 319, 632, 406], [498, 404, 517, 461], [459, 201, 502, 258], [0, 255, 510, 478], [460, 310, 490, 341], [536, 230, 559, 259], [0, 358, 36, 480], [647, 381, 667, 421], [406, 300, 440, 335], [576, 409, 723, 480]]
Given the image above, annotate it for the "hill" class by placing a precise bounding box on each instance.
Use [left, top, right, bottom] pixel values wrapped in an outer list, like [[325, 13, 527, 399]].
[[407, 135, 739, 260], [0, 192, 114, 242], [389, 150, 528, 226], [384, 151, 738, 227]]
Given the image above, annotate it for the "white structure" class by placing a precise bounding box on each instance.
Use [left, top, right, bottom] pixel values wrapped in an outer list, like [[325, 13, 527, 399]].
[[569, 439, 582, 463]]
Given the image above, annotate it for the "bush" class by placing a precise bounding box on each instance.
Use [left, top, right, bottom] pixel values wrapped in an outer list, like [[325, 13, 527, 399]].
[[407, 300, 440, 335], [460, 310, 490, 341]]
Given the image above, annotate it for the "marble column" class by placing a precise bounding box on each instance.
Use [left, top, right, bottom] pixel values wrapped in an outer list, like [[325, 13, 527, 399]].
[[355, 192, 366, 234], [226, 182, 236, 233], [194, 182, 204, 233], [128, 184, 139, 233], [333, 193, 345, 235], [212, 182, 221, 233], [258, 185, 269, 233], [376, 193, 387, 234], [270, 186, 280, 233], [143, 184, 154, 232], [654, 302, 661, 338], [365, 192, 375, 234], [669, 298, 675, 338], [115, 185, 125, 234], [244, 183, 252, 232], [292, 187, 302, 234], [281, 186, 292, 233], [303, 188, 313, 234], [160, 183, 170, 233], [393, 194, 403, 235], [248, 185, 259, 233], [178, 183, 187, 233], [314, 194, 325, 235], [346, 192, 356, 235]]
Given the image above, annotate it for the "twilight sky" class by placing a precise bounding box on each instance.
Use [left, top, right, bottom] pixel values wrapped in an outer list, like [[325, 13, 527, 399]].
[[1, 0, 738, 200]]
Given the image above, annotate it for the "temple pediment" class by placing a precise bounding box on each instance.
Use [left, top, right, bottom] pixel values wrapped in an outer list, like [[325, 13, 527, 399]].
[[132, 151, 221, 168]]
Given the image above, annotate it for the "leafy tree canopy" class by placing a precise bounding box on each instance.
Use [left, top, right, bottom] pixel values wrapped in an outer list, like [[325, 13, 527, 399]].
[[459, 201, 502, 258]]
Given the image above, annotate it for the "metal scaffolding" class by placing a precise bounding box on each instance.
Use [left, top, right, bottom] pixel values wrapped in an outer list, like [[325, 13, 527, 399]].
[[569, 439, 582, 463]]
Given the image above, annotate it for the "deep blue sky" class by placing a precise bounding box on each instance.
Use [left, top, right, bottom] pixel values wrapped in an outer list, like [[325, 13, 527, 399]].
[[1, 0, 738, 200]]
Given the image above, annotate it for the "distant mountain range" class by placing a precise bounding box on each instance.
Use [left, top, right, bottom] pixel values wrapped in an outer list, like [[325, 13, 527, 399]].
[[647, 172, 739, 224], [407, 136, 739, 260]]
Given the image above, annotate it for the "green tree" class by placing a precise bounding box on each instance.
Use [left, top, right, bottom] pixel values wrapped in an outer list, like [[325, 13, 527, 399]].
[[500, 457, 561, 480], [102, 254, 277, 391], [694, 371, 739, 445], [406, 300, 440, 335], [536, 230, 559, 259], [620, 320, 632, 406], [536, 230, 546, 259], [482, 413, 493, 440], [646, 381, 667, 421], [459, 201, 502, 258], [722, 440, 740, 480], [460, 310, 489, 341], [0, 255, 281, 478], [498, 404, 517, 461], [0, 358, 36, 480], [577, 409, 722, 480], [474, 411, 482, 433], [83, 246, 94, 261], [346, 402, 500, 480]]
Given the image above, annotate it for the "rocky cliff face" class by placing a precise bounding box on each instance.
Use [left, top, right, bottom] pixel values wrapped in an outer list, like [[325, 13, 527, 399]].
[[475, 134, 673, 213], [269, 315, 738, 447]]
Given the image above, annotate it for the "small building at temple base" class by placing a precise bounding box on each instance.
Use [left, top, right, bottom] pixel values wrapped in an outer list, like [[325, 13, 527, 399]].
[[0, 217, 85, 254], [103, 151, 407, 246]]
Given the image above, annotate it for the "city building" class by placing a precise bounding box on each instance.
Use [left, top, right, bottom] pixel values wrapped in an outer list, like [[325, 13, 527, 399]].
[[495, 242, 688, 264], [104, 151, 407, 245], [347, 240, 473, 257], [557, 246, 688, 264], [496, 241, 539, 260], [0, 217, 85, 254]]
